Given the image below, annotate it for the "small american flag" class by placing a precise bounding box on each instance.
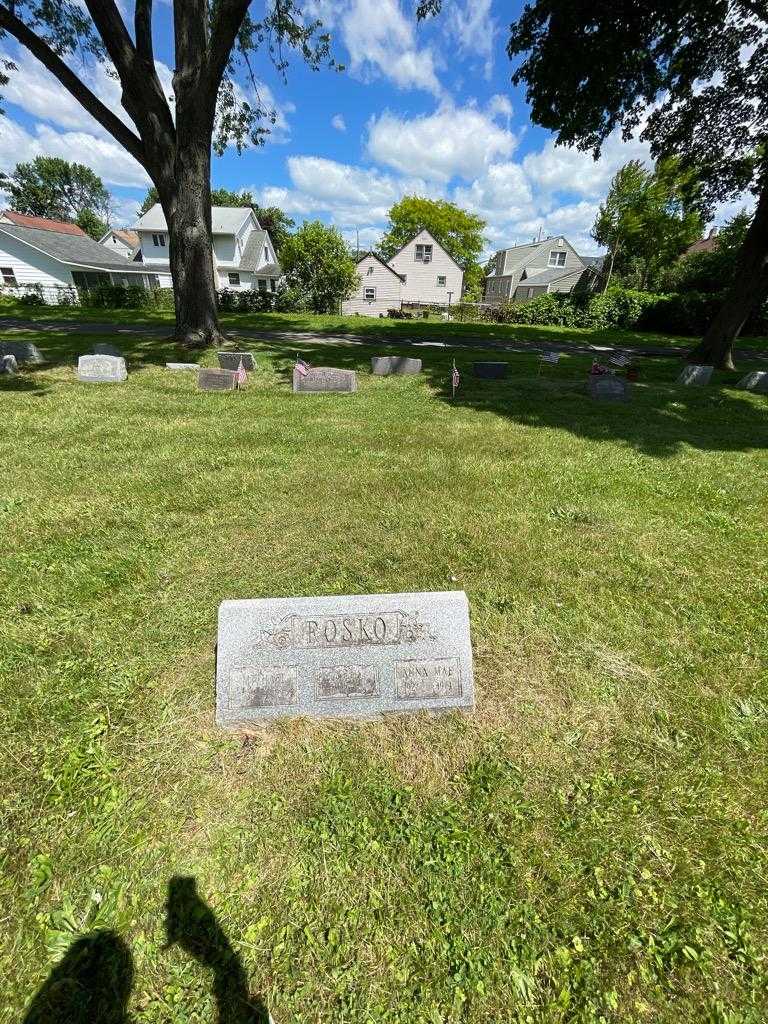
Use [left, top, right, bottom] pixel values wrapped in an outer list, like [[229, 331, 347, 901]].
[[294, 356, 309, 377], [451, 359, 460, 397], [235, 357, 248, 388]]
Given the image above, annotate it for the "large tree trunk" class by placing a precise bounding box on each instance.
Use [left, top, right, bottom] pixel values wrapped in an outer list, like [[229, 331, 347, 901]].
[[687, 179, 768, 371], [161, 138, 222, 349]]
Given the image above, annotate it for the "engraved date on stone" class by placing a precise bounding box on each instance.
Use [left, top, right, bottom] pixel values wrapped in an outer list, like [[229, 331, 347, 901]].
[[229, 665, 297, 709], [395, 657, 462, 700], [315, 664, 380, 699]]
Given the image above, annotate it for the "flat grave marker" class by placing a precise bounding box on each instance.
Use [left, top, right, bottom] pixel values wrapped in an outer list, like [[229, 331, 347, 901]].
[[216, 590, 474, 725], [736, 370, 768, 394], [293, 366, 357, 393], [166, 362, 200, 371], [677, 364, 713, 386], [473, 361, 509, 380], [199, 367, 237, 391], [218, 351, 255, 371], [77, 354, 128, 384]]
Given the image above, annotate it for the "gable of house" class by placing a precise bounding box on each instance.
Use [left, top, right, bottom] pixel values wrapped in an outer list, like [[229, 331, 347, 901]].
[[341, 252, 403, 316], [388, 229, 463, 304]]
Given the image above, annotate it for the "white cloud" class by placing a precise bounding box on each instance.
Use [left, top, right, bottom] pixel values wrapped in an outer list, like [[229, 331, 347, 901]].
[[444, 0, 498, 79], [453, 161, 532, 222], [331, 114, 347, 132], [523, 132, 652, 199], [366, 100, 517, 182]]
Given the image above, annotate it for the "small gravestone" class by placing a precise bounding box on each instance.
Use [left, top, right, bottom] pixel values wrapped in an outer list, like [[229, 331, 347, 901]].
[[0, 341, 44, 365], [218, 351, 255, 371], [94, 343, 123, 357], [588, 374, 630, 401], [540, 350, 561, 366], [166, 362, 200, 371], [371, 356, 422, 375], [473, 361, 509, 379], [216, 590, 474, 725], [199, 367, 237, 391], [293, 366, 357, 393], [677, 364, 713, 386], [735, 370, 768, 393], [0, 354, 18, 375], [77, 354, 127, 383]]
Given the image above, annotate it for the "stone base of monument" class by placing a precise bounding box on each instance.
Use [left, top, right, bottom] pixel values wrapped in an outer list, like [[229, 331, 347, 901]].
[[77, 354, 128, 383], [218, 351, 256, 371], [677, 364, 713, 386], [94, 343, 123, 357], [736, 370, 768, 393], [293, 366, 357, 393], [216, 590, 474, 725], [473, 361, 509, 379], [0, 341, 44, 365], [588, 375, 631, 401], [371, 356, 422, 375], [199, 367, 237, 391]]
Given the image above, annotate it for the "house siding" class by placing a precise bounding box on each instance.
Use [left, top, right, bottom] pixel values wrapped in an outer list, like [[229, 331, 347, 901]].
[[341, 255, 401, 316], [0, 234, 73, 289], [486, 237, 588, 303], [389, 229, 463, 305]]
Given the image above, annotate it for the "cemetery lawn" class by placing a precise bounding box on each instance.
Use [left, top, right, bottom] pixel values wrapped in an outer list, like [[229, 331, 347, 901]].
[[2, 327, 768, 1024]]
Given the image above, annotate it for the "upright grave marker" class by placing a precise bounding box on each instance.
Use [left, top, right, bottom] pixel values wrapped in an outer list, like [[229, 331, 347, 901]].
[[216, 590, 474, 725], [677, 364, 713, 386], [94, 343, 123, 357], [218, 351, 256, 371], [371, 356, 422, 375], [588, 375, 630, 401], [293, 366, 357, 393], [0, 341, 44, 365], [473, 361, 509, 379], [0, 354, 18, 375], [199, 367, 237, 391], [736, 370, 768, 393], [77, 354, 128, 383]]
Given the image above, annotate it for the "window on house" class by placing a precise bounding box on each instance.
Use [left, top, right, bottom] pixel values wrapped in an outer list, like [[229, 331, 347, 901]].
[[527, 287, 535, 298], [415, 244, 433, 263], [270, 279, 276, 292], [264, 246, 269, 262], [401, 274, 407, 284], [258, 278, 267, 291], [1, 266, 18, 286], [152, 233, 166, 247], [228, 272, 240, 286], [548, 250, 566, 267], [364, 286, 376, 301], [437, 275, 446, 287], [146, 274, 160, 289], [367, 265, 374, 275]]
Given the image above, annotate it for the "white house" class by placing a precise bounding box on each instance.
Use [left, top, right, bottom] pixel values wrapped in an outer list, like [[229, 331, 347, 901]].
[[132, 204, 282, 292], [388, 229, 464, 306], [341, 229, 464, 317], [99, 228, 140, 260]]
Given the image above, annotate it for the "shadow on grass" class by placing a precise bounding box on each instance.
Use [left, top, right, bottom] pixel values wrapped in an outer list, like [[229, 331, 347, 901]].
[[22, 878, 269, 1024]]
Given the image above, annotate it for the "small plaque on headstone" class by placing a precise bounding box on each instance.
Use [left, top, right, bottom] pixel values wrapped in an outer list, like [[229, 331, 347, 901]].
[[473, 361, 509, 379], [199, 367, 237, 391], [588, 375, 630, 401], [735, 370, 768, 393], [94, 343, 123, 357], [217, 351, 255, 371], [216, 590, 474, 725], [371, 356, 422, 375], [77, 354, 128, 383], [0, 341, 44, 365], [166, 362, 200, 371], [677, 364, 713, 386], [293, 366, 357, 393]]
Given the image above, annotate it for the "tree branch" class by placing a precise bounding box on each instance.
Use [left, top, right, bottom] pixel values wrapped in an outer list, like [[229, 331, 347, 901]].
[[206, 0, 252, 96], [135, 0, 154, 64], [0, 5, 145, 165], [82, 0, 137, 86]]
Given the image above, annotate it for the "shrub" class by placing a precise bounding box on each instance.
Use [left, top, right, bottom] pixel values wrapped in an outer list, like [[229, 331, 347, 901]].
[[79, 284, 162, 309], [19, 292, 44, 306], [583, 288, 660, 330]]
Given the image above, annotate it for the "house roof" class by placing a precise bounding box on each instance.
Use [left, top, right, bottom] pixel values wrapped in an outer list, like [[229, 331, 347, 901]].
[[388, 229, 464, 272], [1, 210, 86, 236], [356, 251, 405, 281], [685, 234, 720, 256], [254, 262, 281, 278], [579, 255, 605, 271], [0, 223, 146, 273], [133, 203, 253, 234], [491, 237, 586, 278], [520, 266, 585, 287], [239, 229, 267, 271], [100, 228, 140, 248]]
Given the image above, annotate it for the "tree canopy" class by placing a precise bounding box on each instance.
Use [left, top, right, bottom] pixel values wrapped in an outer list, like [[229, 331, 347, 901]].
[[281, 221, 359, 313], [379, 196, 485, 271], [1, 156, 110, 224]]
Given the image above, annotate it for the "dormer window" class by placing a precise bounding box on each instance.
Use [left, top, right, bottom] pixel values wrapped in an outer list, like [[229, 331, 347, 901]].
[[415, 244, 433, 263], [548, 251, 566, 267]]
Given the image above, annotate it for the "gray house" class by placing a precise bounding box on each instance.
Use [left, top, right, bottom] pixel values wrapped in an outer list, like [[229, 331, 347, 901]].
[[484, 236, 603, 303]]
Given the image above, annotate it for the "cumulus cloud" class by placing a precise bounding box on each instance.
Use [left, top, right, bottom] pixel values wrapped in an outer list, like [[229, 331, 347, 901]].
[[331, 114, 347, 132], [366, 99, 517, 182], [444, 0, 498, 79], [523, 132, 652, 198]]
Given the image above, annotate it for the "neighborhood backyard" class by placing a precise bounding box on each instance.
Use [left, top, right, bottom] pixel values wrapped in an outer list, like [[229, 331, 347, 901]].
[[2, 311, 767, 1022]]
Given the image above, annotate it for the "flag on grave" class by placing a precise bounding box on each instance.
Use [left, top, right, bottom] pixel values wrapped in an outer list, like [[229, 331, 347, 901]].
[[235, 357, 248, 388], [452, 360, 460, 397], [295, 356, 309, 377]]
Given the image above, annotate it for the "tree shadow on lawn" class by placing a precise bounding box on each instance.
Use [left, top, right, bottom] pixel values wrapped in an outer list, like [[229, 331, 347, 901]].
[[22, 877, 270, 1024]]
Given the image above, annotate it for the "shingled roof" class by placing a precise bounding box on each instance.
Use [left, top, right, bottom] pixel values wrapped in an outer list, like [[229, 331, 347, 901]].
[[0, 222, 146, 273], [1, 211, 86, 236]]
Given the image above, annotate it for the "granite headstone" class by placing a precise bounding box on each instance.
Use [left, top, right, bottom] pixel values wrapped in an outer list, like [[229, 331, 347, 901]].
[[677, 364, 713, 386], [77, 354, 128, 383], [588, 374, 630, 401], [199, 367, 237, 391], [371, 356, 422, 375], [0, 354, 18, 375], [216, 590, 474, 725], [94, 342, 123, 357], [473, 361, 509, 379], [218, 351, 256, 371], [735, 370, 768, 393], [293, 366, 357, 393], [0, 341, 44, 365]]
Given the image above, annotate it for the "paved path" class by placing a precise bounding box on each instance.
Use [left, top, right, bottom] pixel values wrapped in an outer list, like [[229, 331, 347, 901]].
[[2, 316, 766, 361]]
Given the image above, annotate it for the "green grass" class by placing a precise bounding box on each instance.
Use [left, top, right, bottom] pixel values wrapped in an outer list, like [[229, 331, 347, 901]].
[[2, 325, 768, 1023]]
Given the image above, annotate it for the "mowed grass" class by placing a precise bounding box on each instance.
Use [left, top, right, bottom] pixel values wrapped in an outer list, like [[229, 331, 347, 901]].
[[2, 327, 768, 1023]]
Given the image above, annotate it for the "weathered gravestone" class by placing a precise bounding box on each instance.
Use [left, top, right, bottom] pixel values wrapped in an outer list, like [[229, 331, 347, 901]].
[[218, 351, 255, 371], [216, 590, 474, 725], [94, 342, 123, 357], [0, 340, 44, 365], [371, 356, 422, 375], [293, 366, 357, 393], [166, 362, 200, 371], [588, 374, 630, 402], [0, 354, 18, 375], [735, 370, 768, 393], [77, 354, 128, 383], [199, 367, 237, 391], [677, 364, 713, 386], [473, 361, 509, 379]]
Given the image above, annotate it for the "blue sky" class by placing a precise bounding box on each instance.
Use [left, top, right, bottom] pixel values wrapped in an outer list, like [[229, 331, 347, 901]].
[[0, 1, 684, 258]]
